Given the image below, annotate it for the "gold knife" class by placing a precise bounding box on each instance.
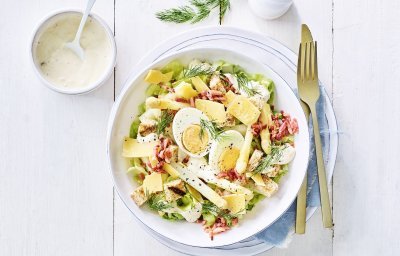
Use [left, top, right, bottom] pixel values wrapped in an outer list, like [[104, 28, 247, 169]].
[[295, 24, 312, 234]]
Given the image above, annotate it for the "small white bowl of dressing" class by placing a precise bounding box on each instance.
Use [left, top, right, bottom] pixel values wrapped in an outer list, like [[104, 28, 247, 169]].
[[30, 10, 116, 94]]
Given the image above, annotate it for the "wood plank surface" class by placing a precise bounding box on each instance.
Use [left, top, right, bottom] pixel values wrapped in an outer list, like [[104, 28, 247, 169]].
[[333, 0, 400, 255]]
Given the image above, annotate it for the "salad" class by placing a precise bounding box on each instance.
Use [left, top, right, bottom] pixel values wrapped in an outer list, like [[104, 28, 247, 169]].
[[122, 59, 299, 240]]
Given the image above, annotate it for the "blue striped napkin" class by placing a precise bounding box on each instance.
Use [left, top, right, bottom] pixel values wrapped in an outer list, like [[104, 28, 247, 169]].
[[255, 86, 330, 247]]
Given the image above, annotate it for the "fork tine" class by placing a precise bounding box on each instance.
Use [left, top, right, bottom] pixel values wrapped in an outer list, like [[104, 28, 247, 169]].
[[305, 42, 310, 80], [313, 42, 318, 80], [301, 43, 306, 81], [297, 44, 303, 82], [310, 42, 315, 79]]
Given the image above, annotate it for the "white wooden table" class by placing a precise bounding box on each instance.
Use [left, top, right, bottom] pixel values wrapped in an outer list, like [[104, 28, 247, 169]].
[[1, 0, 398, 255]]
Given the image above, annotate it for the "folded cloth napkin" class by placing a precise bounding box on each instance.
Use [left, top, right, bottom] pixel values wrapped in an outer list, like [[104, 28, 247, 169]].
[[255, 86, 330, 247]]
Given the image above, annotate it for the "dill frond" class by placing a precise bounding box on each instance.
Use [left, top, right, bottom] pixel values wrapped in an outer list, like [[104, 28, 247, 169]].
[[219, 0, 231, 24], [202, 200, 238, 226], [156, 6, 196, 23], [235, 71, 258, 96], [182, 65, 215, 79], [199, 118, 228, 141], [252, 145, 288, 175], [156, 111, 174, 135], [190, 0, 213, 23], [156, 0, 231, 25]]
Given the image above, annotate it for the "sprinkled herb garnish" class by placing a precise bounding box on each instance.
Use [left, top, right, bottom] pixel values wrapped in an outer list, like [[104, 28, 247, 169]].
[[252, 145, 287, 175], [202, 201, 238, 226], [156, 110, 174, 135], [199, 118, 229, 141], [182, 64, 215, 79], [234, 70, 259, 96]]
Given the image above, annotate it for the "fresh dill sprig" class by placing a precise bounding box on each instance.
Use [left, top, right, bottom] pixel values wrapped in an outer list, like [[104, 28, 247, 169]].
[[191, 0, 213, 23], [202, 201, 238, 226], [156, 0, 231, 25], [202, 200, 221, 215], [235, 71, 258, 96], [156, 111, 174, 135], [199, 118, 228, 141], [155, 6, 196, 23], [252, 145, 288, 175], [182, 64, 215, 79], [148, 194, 172, 211], [219, 0, 231, 24]]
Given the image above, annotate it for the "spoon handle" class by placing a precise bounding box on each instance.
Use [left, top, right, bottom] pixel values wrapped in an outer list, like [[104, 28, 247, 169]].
[[73, 0, 96, 44]]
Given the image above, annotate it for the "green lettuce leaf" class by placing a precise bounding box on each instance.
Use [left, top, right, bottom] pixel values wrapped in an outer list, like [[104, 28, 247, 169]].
[[161, 60, 184, 79], [246, 193, 265, 211]]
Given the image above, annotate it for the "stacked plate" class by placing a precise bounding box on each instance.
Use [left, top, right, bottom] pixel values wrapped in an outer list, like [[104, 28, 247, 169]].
[[113, 27, 338, 256]]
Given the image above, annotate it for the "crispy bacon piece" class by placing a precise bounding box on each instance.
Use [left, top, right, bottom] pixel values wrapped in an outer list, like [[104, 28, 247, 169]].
[[151, 136, 177, 173], [198, 90, 226, 102], [288, 118, 299, 134], [251, 122, 267, 136], [202, 217, 238, 240], [189, 97, 195, 107], [270, 111, 299, 141], [175, 97, 189, 103], [216, 169, 246, 182]]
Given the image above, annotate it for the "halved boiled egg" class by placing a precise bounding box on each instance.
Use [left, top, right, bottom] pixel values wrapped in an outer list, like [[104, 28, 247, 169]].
[[209, 130, 244, 173], [172, 108, 212, 158]]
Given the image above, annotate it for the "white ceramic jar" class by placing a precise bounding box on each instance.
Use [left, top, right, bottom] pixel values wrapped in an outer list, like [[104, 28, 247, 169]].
[[248, 0, 293, 20], [30, 10, 117, 95]]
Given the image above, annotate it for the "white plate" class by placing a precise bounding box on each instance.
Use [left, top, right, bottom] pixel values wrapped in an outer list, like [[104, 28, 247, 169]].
[[118, 26, 338, 256], [107, 47, 310, 248]]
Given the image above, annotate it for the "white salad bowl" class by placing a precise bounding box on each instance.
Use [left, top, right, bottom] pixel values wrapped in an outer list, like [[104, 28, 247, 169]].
[[107, 48, 310, 248]]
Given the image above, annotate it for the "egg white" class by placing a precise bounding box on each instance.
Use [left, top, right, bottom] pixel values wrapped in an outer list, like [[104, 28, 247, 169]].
[[208, 130, 244, 172], [172, 108, 212, 158]]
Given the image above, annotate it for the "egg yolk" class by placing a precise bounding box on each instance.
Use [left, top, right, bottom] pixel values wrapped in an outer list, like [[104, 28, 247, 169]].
[[218, 148, 240, 172], [182, 124, 209, 154]]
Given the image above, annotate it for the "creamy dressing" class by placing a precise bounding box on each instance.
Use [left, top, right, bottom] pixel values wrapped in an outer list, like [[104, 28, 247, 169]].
[[34, 13, 112, 89]]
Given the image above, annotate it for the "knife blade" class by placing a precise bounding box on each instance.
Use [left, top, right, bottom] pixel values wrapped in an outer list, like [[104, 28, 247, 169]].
[[302, 24, 313, 43]]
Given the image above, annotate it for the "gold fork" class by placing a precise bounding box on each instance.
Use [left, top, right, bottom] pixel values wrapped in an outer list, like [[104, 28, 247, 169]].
[[295, 24, 312, 234], [298, 41, 333, 228]]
